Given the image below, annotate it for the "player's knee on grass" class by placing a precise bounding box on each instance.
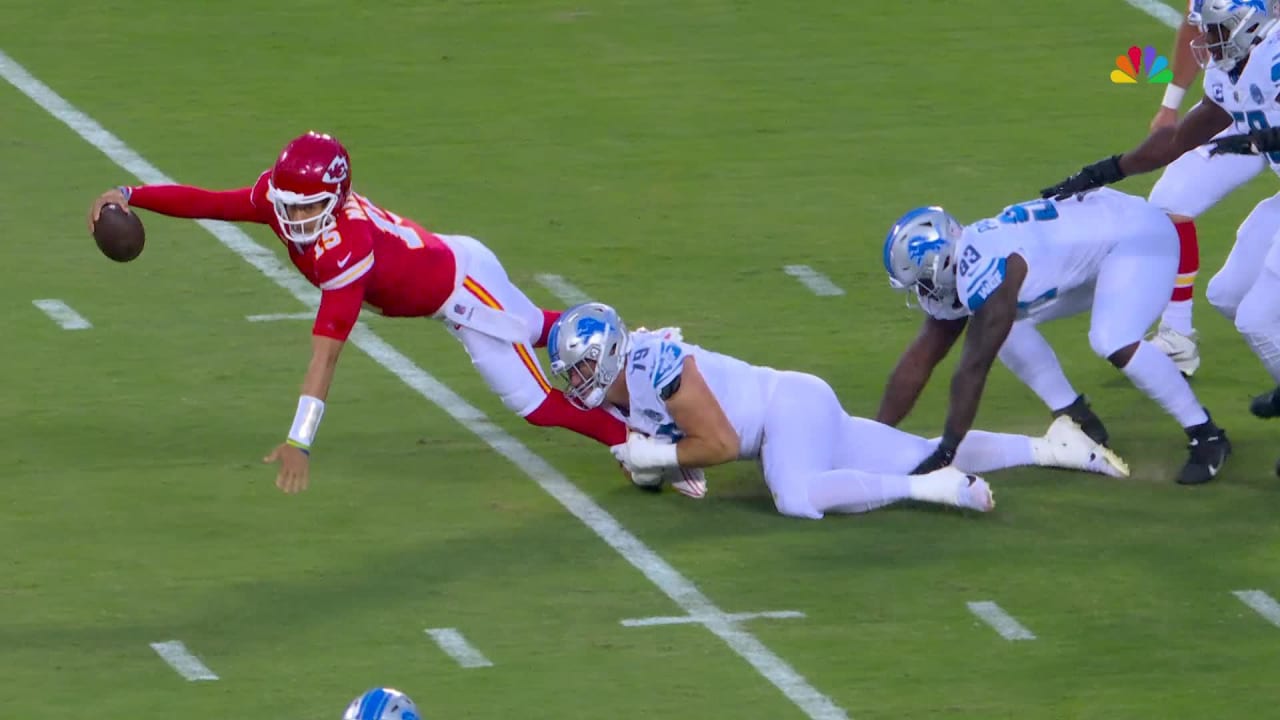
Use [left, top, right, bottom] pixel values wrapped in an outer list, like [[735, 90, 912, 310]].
[[770, 481, 823, 520]]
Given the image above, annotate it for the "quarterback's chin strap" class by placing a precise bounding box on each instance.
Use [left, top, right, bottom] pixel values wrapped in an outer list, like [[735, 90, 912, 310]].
[[287, 395, 326, 455]]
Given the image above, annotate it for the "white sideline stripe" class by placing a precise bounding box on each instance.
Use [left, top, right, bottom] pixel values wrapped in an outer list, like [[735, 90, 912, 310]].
[[1122, 0, 1181, 29], [424, 628, 493, 668], [783, 265, 845, 297], [622, 610, 806, 627], [1233, 590, 1280, 628], [966, 601, 1037, 641], [149, 641, 219, 681], [0, 49, 847, 720], [535, 273, 592, 305], [247, 312, 316, 322], [32, 299, 91, 329]]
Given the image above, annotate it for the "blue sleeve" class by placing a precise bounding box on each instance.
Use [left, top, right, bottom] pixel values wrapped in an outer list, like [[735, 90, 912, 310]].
[[653, 342, 685, 399], [964, 257, 1007, 312]]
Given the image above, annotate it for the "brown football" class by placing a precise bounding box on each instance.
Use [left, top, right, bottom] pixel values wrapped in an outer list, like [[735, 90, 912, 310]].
[[93, 203, 145, 262]]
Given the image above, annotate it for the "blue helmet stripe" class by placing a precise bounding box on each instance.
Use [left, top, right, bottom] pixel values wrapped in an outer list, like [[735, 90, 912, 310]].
[[357, 689, 385, 719]]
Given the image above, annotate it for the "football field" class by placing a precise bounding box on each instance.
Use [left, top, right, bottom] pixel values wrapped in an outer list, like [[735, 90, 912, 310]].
[[4, 1, 1280, 718]]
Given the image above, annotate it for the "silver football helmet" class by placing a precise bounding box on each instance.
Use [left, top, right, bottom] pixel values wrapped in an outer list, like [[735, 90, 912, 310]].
[[343, 688, 420, 720], [547, 302, 630, 410], [1189, 0, 1279, 70], [883, 206, 964, 306]]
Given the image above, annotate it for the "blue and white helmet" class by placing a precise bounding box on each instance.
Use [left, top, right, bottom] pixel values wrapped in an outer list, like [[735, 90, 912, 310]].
[[1189, 0, 1280, 70], [343, 688, 420, 720], [547, 302, 630, 410], [883, 206, 964, 305]]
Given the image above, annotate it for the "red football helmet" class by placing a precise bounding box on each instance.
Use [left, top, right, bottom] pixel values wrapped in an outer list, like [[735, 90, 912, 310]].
[[266, 131, 352, 244]]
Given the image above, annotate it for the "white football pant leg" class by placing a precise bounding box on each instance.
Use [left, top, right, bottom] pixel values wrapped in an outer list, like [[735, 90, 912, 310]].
[[1206, 192, 1280, 321], [1147, 132, 1265, 218], [445, 236, 552, 417], [1233, 232, 1280, 383]]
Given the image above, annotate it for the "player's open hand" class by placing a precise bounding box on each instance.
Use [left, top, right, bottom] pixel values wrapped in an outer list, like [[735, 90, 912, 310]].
[[263, 443, 311, 494], [87, 187, 130, 234]]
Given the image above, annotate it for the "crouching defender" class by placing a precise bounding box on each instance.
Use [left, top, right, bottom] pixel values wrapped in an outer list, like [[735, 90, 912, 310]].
[[546, 303, 1128, 520]]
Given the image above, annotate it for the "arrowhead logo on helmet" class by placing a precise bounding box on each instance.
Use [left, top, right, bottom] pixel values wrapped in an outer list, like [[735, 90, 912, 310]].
[[323, 155, 350, 184]]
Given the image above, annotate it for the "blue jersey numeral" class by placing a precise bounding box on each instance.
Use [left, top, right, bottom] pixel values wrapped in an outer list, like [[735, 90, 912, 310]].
[[998, 199, 1059, 225], [1231, 110, 1280, 163]]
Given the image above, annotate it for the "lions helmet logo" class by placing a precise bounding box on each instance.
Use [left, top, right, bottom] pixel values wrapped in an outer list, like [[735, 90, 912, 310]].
[[906, 235, 947, 265], [323, 155, 350, 184]]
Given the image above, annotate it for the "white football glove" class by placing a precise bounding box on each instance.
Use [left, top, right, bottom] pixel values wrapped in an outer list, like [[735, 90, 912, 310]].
[[611, 431, 679, 473]]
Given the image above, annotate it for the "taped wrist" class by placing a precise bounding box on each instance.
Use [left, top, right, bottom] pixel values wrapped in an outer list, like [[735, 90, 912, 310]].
[[287, 395, 325, 453]]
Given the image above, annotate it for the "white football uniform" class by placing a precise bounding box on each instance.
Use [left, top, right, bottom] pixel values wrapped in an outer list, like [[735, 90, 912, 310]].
[[948, 188, 1179, 358], [618, 330, 1048, 518], [1147, 27, 1280, 216]]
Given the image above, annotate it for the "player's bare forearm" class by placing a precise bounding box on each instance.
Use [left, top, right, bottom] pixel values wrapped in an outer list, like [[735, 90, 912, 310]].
[[1121, 101, 1232, 175], [943, 291, 1017, 440], [666, 357, 740, 467], [673, 435, 738, 468], [300, 335, 346, 400], [1171, 18, 1201, 90], [876, 317, 967, 426]]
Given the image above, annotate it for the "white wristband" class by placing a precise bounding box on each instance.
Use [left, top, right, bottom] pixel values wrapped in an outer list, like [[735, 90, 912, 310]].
[[1161, 84, 1187, 110], [287, 395, 326, 450]]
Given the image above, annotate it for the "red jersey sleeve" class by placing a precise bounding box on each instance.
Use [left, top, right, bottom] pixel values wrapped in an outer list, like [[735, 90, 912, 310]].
[[127, 170, 272, 223], [313, 283, 366, 341], [309, 217, 375, 341]]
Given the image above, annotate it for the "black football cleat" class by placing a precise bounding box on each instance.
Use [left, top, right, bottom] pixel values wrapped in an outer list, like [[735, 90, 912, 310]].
[[1249, 387, 1280, 419], [1177, 415, 1231, 485], [1052, 394, 1110, 447]]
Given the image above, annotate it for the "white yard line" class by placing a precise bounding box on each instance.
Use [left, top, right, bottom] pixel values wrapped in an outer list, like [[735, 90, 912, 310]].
[[0, 48, 847, 720], [32, 299, 91, 329], [535, 273, 592, 305], [622, 610, 805, 627], [149, 641, 219, 681], [783, 265, 845, 297], [1122, 0, 1182, 29], [966, 601, 1037, 641], [424, 628, 493, 668], [1233, 590, 1280, 628], [246, 312, 315, 322]]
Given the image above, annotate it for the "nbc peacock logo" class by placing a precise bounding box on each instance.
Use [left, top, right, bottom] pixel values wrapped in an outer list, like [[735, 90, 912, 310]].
[[1110, 45, 1174, 84]]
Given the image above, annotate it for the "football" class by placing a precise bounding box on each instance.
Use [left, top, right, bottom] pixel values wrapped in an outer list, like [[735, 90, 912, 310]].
[[93, 203, 145, 262]]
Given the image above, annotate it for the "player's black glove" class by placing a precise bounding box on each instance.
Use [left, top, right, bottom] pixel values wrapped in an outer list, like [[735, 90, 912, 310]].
[[910, 431, 962, 475], [1207, 128, 1280, 156], [1039, 154, 1126, 200]]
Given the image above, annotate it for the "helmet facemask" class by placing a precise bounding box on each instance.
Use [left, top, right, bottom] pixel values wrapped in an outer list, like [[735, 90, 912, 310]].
[[267, 182, 340, 244]]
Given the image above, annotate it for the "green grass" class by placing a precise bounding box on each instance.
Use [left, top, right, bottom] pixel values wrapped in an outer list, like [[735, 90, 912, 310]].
[[3, 1, 1280, 718]]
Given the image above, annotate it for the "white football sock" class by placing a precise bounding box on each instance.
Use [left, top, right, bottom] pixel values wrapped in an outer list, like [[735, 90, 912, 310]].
[[998, 322, 1080, 411], [1121, 341, 1208, 428], [951, 431, 1035, 472], [808, 470, 912, 515]]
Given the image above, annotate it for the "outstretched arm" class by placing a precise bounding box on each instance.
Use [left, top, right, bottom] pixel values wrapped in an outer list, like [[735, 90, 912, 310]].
[[876, 314, 968, 426], [1150, 12, 1203, 130], [911, 255, 1027, 473], [264, 283, 364, 494], [1042, 99, 1233, 199], [88, 180, 267, 231]]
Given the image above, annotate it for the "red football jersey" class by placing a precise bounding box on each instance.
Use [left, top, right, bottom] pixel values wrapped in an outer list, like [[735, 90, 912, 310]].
[[128, 172, 458, 341]]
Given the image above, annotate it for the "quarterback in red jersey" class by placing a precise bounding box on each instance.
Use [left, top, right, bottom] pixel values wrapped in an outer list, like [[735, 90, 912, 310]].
[[88, 131, 628, 493]]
